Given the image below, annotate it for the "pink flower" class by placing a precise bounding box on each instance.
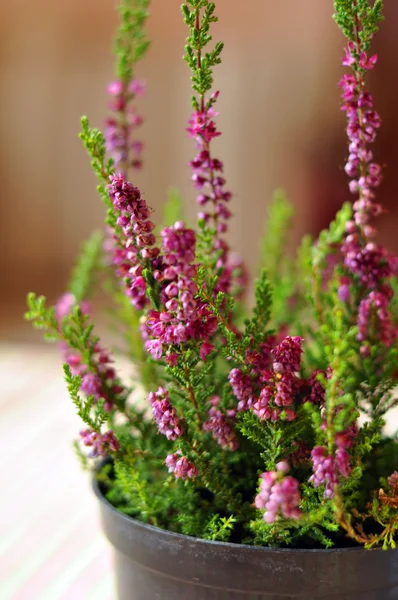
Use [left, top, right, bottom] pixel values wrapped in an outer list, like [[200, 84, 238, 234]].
[[203, 397, 239, 451], [359, 52, 377, 71], [200, 341, 214, 361], [148, 387, 183, 440], [342, 43, 356, 67], [129, 79, 146, 96], [107, 80, 124, 96], [165, 452, 198, 479], [80, 428, 120, 457], [254, 464, 301, 523]]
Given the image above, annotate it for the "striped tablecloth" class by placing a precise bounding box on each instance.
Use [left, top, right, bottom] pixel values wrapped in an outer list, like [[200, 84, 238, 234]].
[[1, 343, 116, 600]]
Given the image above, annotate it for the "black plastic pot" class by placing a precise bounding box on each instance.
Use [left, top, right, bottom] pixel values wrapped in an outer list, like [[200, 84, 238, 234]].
[[93, 477, 398, 600]]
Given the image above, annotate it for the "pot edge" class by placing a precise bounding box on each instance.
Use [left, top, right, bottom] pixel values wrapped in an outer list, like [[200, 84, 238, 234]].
[[92, 468, 392, 555]]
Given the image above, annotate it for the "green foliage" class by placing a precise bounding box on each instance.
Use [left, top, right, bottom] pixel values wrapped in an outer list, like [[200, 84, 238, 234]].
[[259, 191, 296, 327], [64, 364, 109, 431], [68, 230, 104, 302], [182, 1, 224, 103], [204, 514, 236, 542], [115, 0, 151, 84], [162, 187, 185, 228], [250, 502, 339, 549], [79, 117, 116, 226], [25, 292, 58, 342], [260, 190, 294, 282], [334, 0, 384, 49], [244, 269, 273, 347], [102, 275, 159, 392]]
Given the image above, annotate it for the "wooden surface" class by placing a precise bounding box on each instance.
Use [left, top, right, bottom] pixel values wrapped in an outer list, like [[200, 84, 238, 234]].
[[0, 343, 115, 600]]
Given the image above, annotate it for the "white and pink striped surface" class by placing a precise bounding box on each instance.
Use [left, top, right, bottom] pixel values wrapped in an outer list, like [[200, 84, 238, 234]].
[[1, 344, 116, 600], [1, 342, 397, 600]]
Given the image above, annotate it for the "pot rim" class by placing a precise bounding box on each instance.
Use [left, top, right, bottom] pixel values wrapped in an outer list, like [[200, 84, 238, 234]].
[[92, 469, 385, 554]]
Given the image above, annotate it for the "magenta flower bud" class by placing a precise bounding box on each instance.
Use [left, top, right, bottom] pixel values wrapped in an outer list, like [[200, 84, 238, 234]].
[[276, 461, 290, 474]]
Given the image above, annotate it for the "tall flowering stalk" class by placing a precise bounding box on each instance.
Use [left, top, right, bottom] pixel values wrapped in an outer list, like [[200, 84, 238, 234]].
[[26, 0, 398, 550], [336, 1, 397, 355], [104, 0, 150, 176], [105, 78, 145, 174], [182, 2, 242, 295]]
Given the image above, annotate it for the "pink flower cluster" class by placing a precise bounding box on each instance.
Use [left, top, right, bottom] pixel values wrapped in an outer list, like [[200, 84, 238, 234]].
[[254, 461, 301, 523], [165, 451, 198, 480], [148, 387, 183, 440], [108, 174, 161, 310], [271, 335, 303, 374], [56, 294, 125, 411], [187, 94, 236, 293], [305, 370, 326, 405], [65, 342, 125, 412], [105, 79, 145, 172], [145, 221, 217, 361], [388, 471, 398, 495], [310, 440, 351, 499], [339, 41, 397, 350], [339, 43, 381, 212], [229, 337, 304, 422], [358, 289, 396, 348], [202, 396, 239, 451], [228, 368, 255, 411], [80, 428, 120, 457]]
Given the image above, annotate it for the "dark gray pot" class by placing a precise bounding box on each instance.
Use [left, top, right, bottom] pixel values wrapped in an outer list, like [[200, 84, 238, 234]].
[[93, 476, 398, 600]]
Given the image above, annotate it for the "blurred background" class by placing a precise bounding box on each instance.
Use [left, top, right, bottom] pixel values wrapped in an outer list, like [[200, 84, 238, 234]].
[[1, 0, 398, 341], [1, 2, 398, 599]]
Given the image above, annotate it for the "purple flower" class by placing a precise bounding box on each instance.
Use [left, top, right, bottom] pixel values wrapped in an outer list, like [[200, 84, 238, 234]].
[[254, 463, 301, 523], [271, 336, 303, 373], [108, 174, 161, 310], [80, 428, 120, 457], [203, 397, 239, 451], [309, 446, 338, 499], [165, 452, 198, 479], [228, 368, 255, 411], [388, 472, 398, 495], [186, 95, 244, 296], [252, 386, 272, 421], [305, 370, 326, 405], [61, 316, 125, 412], [358, 290, 396, 347], [148, 387, 183, 440], [309, 443, 352, 499], [105, 79, 145, 172], [142, 221, 218, 360]]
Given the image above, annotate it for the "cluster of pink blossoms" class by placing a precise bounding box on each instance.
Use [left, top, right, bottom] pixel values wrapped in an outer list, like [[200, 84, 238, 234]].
[[165, 451, 198, 480], [187, 94, 240, 294], [229, 337, 305, 422], [105, 79, 145, 172], [357, 289, 395, 349], [202, 396, 239, 451], [145, 221, 217, 362], [254, 461, 301, 523], [108, 174, 161, 310], [148, 387, 183, 441], [339, 42, 397, 350], [56, 293, 125, 411], [80, 428, 120, 458], [310, 423, 355, 498]]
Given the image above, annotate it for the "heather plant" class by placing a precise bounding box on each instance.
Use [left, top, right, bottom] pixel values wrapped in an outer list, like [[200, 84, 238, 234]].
[[26, 0, 398, 549]]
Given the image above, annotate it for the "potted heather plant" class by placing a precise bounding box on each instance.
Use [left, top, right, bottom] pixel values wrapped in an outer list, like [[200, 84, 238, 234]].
[[26, 0, 398, 598]]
